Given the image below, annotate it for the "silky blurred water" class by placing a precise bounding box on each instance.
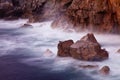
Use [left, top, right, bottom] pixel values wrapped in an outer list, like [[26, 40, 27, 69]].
[[0, 19, 120, 80]]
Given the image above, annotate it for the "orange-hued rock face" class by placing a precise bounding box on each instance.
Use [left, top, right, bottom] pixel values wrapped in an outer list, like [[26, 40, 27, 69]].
[[52, 0, 120, 33], [110, 0, 120, 25], [65, 0, 119, 33], [0, 0, 120, 33]]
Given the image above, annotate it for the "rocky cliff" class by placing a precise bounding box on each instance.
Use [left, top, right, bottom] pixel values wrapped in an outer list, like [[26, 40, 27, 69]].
[[0, 0, 120, 33], [52, 0, 120, 33], [0, 0, 72, 22], [0, 0, 47, 21]]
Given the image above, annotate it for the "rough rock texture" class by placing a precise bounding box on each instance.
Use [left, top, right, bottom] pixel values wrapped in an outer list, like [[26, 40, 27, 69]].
[[58, 40, 74, 57], [110, 0, 120, 25], [57, 33, 109, 61], [0, 0, 73, 22], [0, 1, 13, 19], [70, 33, 108, 61], [0, 0, 47, 20], [99, 66, 110, 75], [52, 0, 120, 33], [80, 33, 98, 43]]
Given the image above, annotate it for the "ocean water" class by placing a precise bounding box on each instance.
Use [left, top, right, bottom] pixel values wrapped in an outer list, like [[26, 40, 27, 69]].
[[0, 19, 120, 80]]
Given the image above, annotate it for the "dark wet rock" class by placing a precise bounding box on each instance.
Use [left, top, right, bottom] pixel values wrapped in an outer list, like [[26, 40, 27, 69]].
[[0, 0, 73, 22], [21, 23, 33, 28], [57, 33, 109, 61], [0, 1, 13, 18], [79, 65, 98, 69], [57, 40, 74, 57], [0, 0, 47, 20], [99, 66, 110, 75]]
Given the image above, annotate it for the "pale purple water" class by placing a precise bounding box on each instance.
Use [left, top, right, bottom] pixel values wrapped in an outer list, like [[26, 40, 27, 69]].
[[0, 19, 120, 80]]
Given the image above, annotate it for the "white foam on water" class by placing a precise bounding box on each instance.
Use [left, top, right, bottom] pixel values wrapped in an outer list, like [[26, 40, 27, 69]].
[[27, 22, 120, 80], [0, 19, 120, 80], [0, 19, 28, 29]]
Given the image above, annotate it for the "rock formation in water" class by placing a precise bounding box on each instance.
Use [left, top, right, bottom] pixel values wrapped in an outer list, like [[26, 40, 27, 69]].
[[0, 0, 120, 33], [57, 33, 109, 61], [99, 66, 110, 75]]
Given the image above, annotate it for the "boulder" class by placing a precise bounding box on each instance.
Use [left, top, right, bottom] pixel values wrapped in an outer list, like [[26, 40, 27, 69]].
[[70, 33, 108, 61], [57, 33, 109, 61], [99, 66, 110, 75], [57, 40, 74, 57]]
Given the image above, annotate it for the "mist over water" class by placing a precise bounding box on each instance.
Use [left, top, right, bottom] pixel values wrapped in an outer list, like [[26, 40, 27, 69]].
[[0, 19, 120, 80]]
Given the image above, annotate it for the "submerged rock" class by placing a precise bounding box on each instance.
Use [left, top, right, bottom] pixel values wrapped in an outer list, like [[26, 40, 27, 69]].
[[57, 40, 74, 57], [21, 23, 33, 28], [99, 66, 110, 75], [43, 49, 54, 58], [79, 65, 98, 69], [57, 33, 109, 61], [117, 49, 120, 53]]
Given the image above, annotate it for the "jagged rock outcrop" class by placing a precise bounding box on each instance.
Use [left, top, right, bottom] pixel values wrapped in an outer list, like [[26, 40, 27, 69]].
[[0, 0, 48, 20], [57, 33, 109, 61], [52, 0, 120, 33], [0, 0, 72, 21], [0, 0, 120, 33], [70, 33, 108, 61]]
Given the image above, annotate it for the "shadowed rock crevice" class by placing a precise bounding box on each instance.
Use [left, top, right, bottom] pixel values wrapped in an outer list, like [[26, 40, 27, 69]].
[[0, 0, 73, 22]]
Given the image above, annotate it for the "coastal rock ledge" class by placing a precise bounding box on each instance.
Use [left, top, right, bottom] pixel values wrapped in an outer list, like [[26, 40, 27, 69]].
[[57, 33, 109, 61]]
